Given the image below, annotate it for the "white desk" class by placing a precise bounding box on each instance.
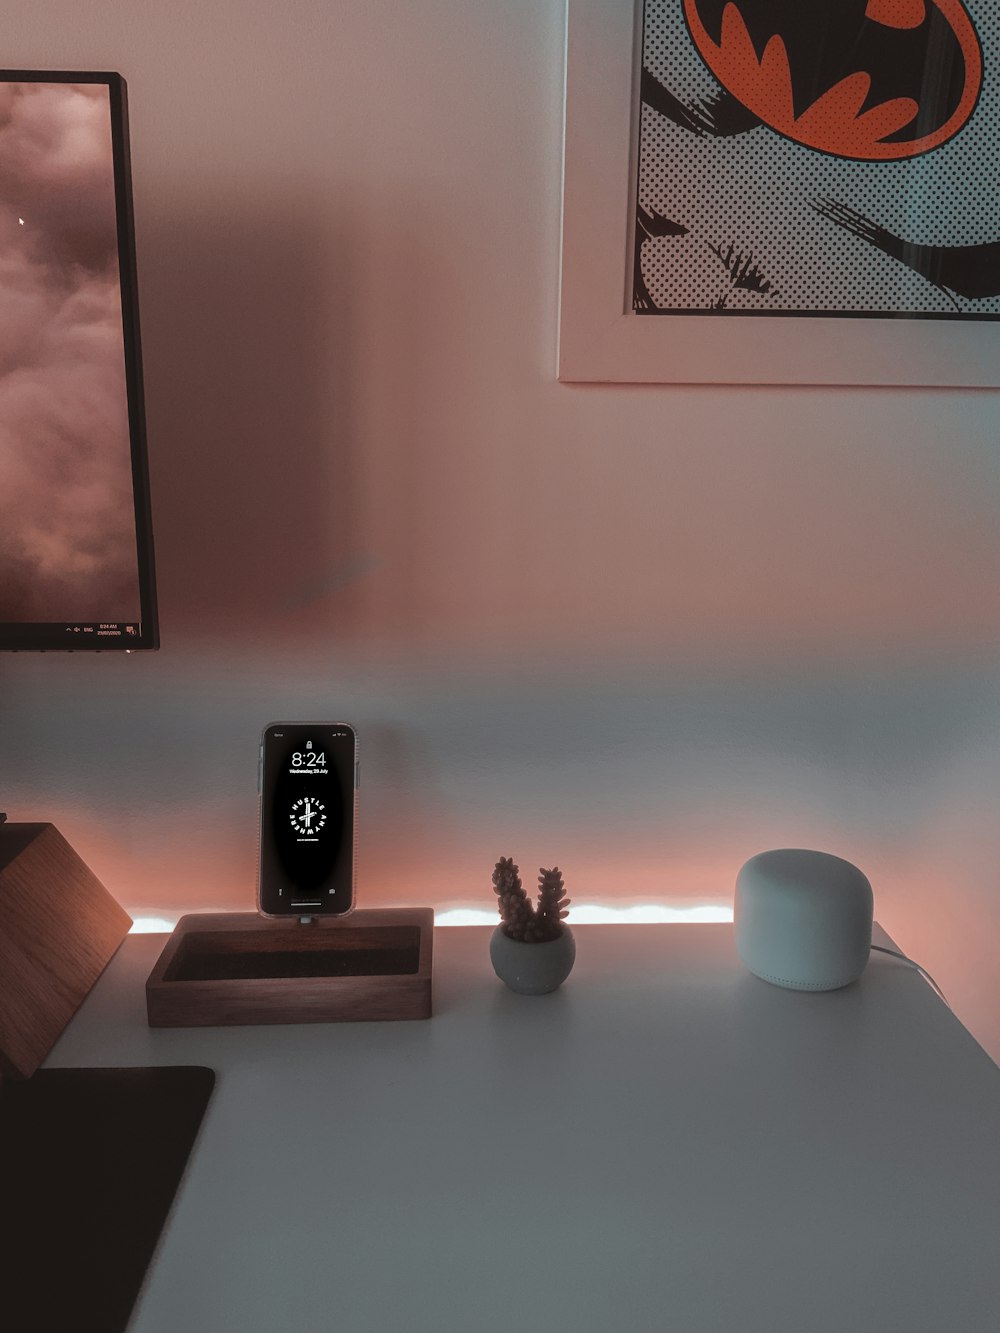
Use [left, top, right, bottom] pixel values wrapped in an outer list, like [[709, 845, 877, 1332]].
[[48, 924, 1000, 1333]]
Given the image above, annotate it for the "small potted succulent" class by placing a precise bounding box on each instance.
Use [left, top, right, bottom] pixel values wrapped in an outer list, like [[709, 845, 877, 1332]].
[[489, 856, 575, 994]]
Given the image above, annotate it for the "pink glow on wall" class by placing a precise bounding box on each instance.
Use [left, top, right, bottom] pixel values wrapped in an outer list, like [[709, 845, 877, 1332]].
[[1, 0, 999, 1064]]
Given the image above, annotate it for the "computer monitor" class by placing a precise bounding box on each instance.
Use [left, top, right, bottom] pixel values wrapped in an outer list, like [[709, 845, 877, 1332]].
[[0, 71, 157, 651]]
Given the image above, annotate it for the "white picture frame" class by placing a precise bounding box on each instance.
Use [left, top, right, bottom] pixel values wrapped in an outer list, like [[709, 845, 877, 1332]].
[[557, 0, 1000, 386]]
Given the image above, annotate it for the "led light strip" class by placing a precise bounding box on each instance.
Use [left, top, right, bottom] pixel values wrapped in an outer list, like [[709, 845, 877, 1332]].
[[130, 904, 733, 933]]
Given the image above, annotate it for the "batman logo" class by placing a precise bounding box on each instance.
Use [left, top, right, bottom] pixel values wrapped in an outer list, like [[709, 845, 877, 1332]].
[[682, 0, 983, 159]]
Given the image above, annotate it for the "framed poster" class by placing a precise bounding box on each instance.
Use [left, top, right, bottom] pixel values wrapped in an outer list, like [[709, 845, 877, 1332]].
[[558, 0, 1000, 385]]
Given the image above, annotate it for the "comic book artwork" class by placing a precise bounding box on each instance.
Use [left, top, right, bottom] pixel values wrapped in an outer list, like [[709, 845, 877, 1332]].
[[634, 0, 1000, 317]]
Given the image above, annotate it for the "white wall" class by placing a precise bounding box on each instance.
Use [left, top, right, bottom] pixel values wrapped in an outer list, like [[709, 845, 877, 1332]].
[[3, 1, 1000, 1058]]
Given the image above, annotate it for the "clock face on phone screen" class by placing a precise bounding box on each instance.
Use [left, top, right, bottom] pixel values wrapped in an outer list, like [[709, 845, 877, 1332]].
[[257, 723, 357, 915]]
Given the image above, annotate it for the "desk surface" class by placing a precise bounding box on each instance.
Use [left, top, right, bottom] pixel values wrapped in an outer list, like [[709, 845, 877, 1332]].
[[49, 924, 1000, 1333]]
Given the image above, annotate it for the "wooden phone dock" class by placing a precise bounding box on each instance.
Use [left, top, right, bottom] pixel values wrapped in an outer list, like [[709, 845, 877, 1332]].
[[146, 908, 434, 1027]]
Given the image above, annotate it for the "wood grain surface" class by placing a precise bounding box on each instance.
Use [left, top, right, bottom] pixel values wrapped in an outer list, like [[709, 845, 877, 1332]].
[[146, 908, 434, 1027], [0, 823, 132, 1079]]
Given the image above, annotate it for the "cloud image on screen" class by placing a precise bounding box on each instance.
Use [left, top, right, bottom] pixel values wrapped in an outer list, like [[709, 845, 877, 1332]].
[[0, 81, 140, 623]]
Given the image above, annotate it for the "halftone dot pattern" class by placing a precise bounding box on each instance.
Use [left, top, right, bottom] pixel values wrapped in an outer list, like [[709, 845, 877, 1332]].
[[635, 0, 1000, 316]]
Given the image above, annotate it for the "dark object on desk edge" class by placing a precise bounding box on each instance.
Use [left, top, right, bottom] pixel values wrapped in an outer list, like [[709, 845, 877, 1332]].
[[1, 1064, 214, 1332], [146, 908, 434, 1027], [0, 822, 132, 1078]]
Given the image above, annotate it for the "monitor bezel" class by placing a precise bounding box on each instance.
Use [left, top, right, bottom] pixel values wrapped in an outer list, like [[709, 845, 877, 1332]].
[[0, 70, 158, 652]]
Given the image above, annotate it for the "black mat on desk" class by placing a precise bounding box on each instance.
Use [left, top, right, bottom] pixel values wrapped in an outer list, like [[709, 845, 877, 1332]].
[[0, 1065, 214, 1332]]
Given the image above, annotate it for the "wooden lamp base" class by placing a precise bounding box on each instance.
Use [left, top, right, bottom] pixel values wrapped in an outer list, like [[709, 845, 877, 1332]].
[[0, 823, 132, 1080], [146, 908, 434, 1027]]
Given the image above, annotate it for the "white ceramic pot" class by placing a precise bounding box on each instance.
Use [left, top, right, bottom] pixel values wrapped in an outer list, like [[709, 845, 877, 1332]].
[[489, 925, 576, 995]]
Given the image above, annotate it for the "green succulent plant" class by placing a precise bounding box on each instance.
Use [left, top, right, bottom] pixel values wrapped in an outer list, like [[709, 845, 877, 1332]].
[[492, 856, 571, 942]]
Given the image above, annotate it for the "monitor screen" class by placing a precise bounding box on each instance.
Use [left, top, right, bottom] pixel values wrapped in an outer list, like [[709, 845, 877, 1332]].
[[0, 72, 157, 651]]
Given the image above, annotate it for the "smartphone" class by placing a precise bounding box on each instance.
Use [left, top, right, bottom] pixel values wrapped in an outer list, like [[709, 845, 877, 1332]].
[[257, 722, 358, 917]]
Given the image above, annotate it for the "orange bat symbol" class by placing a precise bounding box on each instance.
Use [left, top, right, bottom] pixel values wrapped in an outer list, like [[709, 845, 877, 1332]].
[[682, 0, 983, 159]]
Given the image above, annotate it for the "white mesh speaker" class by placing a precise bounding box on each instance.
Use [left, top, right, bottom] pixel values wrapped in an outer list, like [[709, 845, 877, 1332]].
[[735, 848, 874, 991]]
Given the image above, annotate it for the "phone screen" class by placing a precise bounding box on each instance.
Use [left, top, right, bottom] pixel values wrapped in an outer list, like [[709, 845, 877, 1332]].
[[257, 722, 357, 916]]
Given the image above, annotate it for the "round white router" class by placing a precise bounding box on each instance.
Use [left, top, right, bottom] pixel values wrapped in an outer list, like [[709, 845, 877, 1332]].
[[735, 848, 874, 991]]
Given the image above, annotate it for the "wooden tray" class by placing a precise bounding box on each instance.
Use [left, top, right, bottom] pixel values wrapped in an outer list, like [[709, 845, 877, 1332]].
[[146, 908, 433, 1027]]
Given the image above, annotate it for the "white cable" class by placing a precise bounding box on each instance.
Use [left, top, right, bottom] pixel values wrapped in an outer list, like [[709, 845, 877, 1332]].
[[870, 944, 950, 1008]]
